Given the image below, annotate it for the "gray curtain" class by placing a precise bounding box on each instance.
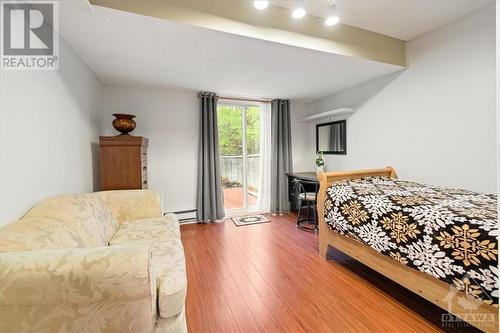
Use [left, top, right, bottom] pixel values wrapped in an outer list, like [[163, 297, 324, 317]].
[[270, 99, 293, 214], [196, 92, 225, 222]]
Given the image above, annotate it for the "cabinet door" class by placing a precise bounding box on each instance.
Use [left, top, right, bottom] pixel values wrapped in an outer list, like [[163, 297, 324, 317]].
[[100, 146, 142, 190]]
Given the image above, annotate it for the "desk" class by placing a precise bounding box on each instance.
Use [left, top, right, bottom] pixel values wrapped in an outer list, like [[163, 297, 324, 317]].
[[287, 172, 319, 211]]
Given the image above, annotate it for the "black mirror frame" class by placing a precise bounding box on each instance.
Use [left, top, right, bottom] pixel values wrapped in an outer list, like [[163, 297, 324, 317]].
[[316, 120, 347, 155]]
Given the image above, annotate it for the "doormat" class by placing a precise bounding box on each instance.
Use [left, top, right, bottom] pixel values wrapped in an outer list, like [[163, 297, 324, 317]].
[[232, 214, 270, 226]]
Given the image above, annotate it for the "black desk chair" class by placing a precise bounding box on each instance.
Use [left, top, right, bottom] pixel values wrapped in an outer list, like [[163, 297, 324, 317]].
[[293, 178, 319, 233]]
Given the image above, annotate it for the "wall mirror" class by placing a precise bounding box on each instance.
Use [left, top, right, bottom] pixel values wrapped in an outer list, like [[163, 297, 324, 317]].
[[316, 120, 347, 155]]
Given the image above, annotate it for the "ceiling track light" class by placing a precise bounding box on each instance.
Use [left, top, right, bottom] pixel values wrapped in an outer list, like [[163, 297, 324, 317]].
[[292, 1, 306, 19], [325, 0, 340, 26], [253, 0, 339, 26], [253, 0, 269, 10]]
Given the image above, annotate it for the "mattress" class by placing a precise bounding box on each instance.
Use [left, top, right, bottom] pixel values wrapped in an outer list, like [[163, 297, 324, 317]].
[[323, 176, 498, 306]]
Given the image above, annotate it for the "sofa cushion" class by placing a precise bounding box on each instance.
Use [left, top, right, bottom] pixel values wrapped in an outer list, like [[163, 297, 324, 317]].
[[155, 306, 187, 333], [153, 238, 187, 319], [110, 215, 180, 242], [23, 193, 117, 247], [96, 190, 162, 225], [0, 217, 87, 252], [109, 216, 187, 318]]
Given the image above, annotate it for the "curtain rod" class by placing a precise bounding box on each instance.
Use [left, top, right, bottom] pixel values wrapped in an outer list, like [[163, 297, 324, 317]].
[[219, 96, 272, 103]]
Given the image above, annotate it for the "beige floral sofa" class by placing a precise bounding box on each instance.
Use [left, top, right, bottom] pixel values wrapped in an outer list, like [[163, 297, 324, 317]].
[[0, 190, 187, 333]]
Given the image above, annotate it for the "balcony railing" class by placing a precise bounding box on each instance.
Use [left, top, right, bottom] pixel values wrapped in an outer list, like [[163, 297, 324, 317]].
[[220, 154, 259, 192]]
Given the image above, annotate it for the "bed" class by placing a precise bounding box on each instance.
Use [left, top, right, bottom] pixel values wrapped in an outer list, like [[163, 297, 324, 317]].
[[316, 167, 498, 332]]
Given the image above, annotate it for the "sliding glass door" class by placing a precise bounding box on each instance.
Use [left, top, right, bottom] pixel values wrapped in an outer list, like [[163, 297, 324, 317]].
[[217, 101, 261, 214]]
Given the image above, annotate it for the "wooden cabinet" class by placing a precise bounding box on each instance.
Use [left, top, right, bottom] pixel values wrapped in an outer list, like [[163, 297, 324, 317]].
[[99, 136, 148, 190]]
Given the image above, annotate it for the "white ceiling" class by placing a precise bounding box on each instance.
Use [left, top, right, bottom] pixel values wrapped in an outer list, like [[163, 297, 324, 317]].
[[274, 0, 492, 41], [58, 0, 489, 101], [58, 2, 403, 101]]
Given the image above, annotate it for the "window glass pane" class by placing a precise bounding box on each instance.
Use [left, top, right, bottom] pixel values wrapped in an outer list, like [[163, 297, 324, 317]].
[[246, 106, 260, 208], [218, 104, 244, 209]]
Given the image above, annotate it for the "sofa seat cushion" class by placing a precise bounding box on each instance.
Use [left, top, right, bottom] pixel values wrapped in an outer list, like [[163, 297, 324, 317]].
[[22, 194, 117, 247], [110, 215, 180, 242], [109, 216, 187, 318], [0, 217, 87, 252], [155, 306, 187, 333], [152, 238, 187, 319]]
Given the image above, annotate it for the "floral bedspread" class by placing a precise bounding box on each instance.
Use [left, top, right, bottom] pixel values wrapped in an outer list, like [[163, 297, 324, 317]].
[[324, 176, 498, 306]]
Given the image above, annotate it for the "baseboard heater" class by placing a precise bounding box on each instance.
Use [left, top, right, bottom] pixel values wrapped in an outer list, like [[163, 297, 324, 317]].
[[164, 209, 198, 224]]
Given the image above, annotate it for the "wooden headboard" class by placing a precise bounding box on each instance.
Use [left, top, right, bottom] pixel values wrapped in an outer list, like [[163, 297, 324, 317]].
[[317, 166, 397, 190]]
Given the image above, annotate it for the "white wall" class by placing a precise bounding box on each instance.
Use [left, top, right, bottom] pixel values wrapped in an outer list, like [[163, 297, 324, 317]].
[[295, 4, 496, 193], [497, 1, 500, 199], [100, 91, 314, 213], [101, 86, 199, 213], [290, 101, 315, 172], [0, 38, 103, 225]]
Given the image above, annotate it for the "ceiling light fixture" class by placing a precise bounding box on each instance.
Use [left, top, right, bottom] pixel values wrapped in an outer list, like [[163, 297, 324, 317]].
[[253, 0, 269, 10], [292, 1, 306, 19], [325, 1, 340, 26]]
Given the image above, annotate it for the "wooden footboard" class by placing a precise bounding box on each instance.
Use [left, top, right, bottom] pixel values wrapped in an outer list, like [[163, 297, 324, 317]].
[[316, 167, 499, 332]]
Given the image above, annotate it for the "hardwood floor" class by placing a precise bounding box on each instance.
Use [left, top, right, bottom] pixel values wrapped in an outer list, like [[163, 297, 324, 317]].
[[180, 213, 479, 333]]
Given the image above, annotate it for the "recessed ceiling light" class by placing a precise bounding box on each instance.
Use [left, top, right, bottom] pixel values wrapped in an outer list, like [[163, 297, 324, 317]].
[[325, 16, 340, 26], [325, 2, 340, 26], [254, 0, 269, 10], [292, 8, 306, 19]]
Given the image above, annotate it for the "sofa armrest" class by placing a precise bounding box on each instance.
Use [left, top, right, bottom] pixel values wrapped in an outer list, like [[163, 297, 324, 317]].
[[96, 190, 163, 224], [0, 244, 156, 333]]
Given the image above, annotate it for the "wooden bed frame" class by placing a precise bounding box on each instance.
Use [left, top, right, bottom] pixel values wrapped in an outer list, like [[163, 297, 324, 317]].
[[316, 167, 498, 332]]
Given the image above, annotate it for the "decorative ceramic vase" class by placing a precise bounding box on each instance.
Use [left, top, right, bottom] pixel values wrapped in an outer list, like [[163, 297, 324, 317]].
[[112, 113, 136, 135]]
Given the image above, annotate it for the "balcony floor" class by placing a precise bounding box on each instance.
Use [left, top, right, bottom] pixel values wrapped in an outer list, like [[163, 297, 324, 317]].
[[223, 187, 257, 210]]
